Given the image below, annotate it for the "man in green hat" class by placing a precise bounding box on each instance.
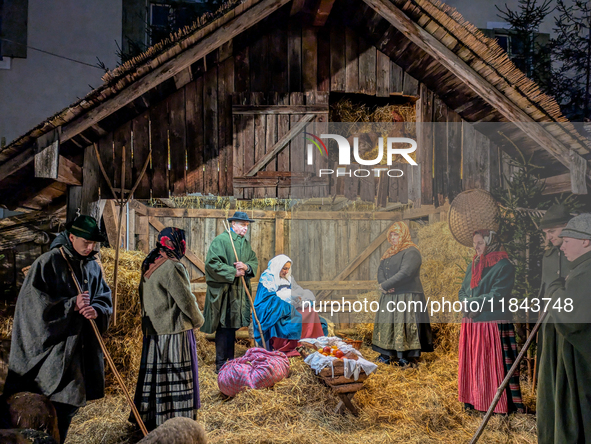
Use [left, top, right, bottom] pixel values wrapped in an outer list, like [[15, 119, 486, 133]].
[[539, 213, 591, 443], [4, 215, 112, 443], [536, 204, 572, 442], [201, 212, 258, 372]]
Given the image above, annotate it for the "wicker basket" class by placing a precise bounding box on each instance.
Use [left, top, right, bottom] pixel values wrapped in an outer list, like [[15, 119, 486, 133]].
[[344, 338, 362, 350], [449, 189, 500, 247]]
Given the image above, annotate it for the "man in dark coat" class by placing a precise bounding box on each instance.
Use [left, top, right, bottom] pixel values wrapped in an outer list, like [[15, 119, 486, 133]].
[[536, 204, 571, 441], [4, 215, 112, 443], [201, 212, 258, 372], [542, 213, 591, 443]]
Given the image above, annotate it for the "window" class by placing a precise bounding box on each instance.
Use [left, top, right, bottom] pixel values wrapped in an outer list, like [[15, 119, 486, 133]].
[[0, 0, 28, 59]]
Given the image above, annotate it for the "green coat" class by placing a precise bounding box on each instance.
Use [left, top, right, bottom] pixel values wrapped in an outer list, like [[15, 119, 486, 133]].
[[458, 258, 515, 322], [537, 246, 570, 442], [540, 250, 591, 443], [201, 230, 258, 333]]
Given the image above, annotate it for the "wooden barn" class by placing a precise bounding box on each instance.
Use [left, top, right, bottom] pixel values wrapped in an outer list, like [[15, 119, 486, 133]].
[[1, 0, 590, 313]]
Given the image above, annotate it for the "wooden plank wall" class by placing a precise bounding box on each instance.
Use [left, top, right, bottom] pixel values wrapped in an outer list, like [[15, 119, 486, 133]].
[[83, 13, 503, 206], [137, 209, 407, 325]]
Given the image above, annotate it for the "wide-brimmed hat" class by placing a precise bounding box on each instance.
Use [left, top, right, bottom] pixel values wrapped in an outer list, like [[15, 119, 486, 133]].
[[559, 213, 591, 240], [540, 204, 572, 229], [66, 215, 107, 242], [227, 211, 256, 223]]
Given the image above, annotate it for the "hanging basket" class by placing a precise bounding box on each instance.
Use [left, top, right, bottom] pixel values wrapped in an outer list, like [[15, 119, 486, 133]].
[[449, 189, 500, 247]]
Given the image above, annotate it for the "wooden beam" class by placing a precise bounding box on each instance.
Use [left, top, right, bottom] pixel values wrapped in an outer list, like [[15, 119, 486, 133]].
[[362, 0, 589, 179], [191, 280, 378, 292], [58, 0, 291, 145], [316, 223, 396, 300], [128, 199, 149, 216], [232, 105, 328, 114], [542, 173, 571, 195], [0, 147, 34, 182], [290, 0, 306, 15], [312, 0, 336, 26], [145, 207, 406, 220], [103, 200, 120, 248], [275, 215, 285, 255], [35, 140, 59, 179], [56, 156, 82, 185], [570, 153, 588, 194], [149, 216, 205, 272], [233, 176, 329, 187], [245, 113, 316, 176]]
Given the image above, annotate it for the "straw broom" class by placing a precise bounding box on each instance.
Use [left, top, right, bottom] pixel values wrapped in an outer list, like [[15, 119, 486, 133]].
[[222, 220, 267, 350]]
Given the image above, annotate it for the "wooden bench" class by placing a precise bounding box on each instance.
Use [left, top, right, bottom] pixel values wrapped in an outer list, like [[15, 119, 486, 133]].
[[297, 345, 370, 416]]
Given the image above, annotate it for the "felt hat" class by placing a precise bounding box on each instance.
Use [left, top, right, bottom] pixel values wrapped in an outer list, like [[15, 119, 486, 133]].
[[540, 204, 572, 229], [227, 211, 256, 223], [559, 213, 591, 240], [66, 215, 107, 242]]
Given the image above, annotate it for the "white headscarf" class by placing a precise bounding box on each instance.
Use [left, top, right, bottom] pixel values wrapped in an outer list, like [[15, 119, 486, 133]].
[[259, 254, 316, 306]]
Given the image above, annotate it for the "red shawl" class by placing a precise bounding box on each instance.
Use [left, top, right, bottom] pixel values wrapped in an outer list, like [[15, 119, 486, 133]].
[[470, 251, 508, 289]]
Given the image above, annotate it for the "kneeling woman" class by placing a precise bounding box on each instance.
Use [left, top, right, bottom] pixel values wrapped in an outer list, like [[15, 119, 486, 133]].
[[458, 229, 524, 414], [133, 228, 204, 431], [253, 254, 326, 354], [372, 221, 433, 367]]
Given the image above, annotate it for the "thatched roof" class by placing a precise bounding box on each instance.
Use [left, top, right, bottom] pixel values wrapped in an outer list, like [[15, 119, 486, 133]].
[[0, 0, 588, 188]]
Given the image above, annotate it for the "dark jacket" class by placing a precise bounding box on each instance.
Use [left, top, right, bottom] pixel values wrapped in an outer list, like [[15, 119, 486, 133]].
[[5, 237, 112, 407], [377, 246, 424, 295], [536, 245, 570, 442], [458, 258, 514, 322], [540, 250, 591, 443]]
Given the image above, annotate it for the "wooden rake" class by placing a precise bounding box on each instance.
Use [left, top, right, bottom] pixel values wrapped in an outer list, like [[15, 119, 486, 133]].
[[221, 220, 267, 350]]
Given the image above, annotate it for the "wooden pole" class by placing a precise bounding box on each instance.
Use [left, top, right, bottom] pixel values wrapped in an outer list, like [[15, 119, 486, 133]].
[[222, 220, 267, 350], [94, 144, 151, 327], [469, 311, 548, 443], [59, 247, 148, 437]]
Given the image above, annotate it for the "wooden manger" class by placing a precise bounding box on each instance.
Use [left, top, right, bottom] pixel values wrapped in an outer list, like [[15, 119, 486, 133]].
[[297, 343, 371, 416]]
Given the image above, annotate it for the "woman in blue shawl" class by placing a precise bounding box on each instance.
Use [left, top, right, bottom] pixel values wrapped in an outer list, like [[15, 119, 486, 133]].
[[254, 255, 326, 355]]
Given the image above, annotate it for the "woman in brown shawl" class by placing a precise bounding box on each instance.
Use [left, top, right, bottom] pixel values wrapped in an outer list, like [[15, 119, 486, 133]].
[[372, 222, 433, 367]]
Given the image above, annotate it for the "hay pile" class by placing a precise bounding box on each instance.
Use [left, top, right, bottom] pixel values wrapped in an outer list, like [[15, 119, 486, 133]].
[[99, 248, 145, 392]]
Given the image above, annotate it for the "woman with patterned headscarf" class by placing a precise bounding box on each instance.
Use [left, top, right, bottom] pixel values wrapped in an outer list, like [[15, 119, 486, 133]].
[[372, 221, 433, 367], [457, 230, 524, 414], [132, 227, 204, 431]]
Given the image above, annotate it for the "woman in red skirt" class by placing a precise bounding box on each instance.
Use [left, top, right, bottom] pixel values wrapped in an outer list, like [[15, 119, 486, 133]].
[[457, 230, 524, 414]]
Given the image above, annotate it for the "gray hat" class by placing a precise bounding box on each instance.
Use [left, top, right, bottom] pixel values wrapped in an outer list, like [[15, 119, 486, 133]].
[[559, 213, 591, 240], [540, 204, 571, 229]]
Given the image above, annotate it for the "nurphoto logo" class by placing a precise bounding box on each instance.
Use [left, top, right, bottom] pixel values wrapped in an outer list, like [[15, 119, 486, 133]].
[[304, 131, 418, 177]]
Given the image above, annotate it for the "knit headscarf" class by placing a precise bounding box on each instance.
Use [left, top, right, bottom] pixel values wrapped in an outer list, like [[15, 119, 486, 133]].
[[141, 227, 187, 279], [470, 229, 508, 289], [381, 221, 419, 260]]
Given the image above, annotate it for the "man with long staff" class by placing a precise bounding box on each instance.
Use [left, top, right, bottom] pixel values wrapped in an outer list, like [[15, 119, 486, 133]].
[[4, 216, 114, 443], [201, 212, 260, 373]]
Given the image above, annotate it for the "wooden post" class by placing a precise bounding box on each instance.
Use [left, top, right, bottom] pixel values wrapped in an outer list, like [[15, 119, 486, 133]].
[[275, 214, 285, 255]]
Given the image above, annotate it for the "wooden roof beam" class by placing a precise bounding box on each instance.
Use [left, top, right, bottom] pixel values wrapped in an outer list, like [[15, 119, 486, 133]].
[[58, 0, 291, 146], [362, 0, 589, 182], [312, 0, 336, 26]]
